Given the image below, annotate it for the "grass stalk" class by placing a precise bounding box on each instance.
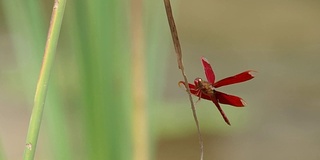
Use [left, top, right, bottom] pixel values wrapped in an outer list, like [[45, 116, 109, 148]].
[[72, 0, 133, 159], [23, 0, 67, 159]]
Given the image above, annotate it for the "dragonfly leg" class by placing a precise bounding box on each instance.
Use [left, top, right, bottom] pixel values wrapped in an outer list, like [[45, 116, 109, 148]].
[[195, 90, 202, 104]]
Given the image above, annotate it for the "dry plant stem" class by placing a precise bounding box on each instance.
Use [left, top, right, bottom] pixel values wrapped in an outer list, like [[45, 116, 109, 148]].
[[163, 0, 204, 160], [131, 0, 149, 160], [23, 0, 66, 159]]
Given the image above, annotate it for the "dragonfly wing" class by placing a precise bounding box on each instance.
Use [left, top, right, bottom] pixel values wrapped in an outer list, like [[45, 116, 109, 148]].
[[215, 91, 246, 107], [201, 57, 215, 84], [214, 70, 255, 88]]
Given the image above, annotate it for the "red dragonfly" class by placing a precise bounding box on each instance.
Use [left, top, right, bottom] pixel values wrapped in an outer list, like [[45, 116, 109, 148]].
[[179, 57, 255, 125]]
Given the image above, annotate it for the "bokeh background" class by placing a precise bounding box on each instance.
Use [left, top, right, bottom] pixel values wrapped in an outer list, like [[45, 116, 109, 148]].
[[1, 0, 320, 160]]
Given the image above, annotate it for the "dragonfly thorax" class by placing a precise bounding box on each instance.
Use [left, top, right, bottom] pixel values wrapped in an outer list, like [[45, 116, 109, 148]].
[[194, 78, 215, 95]]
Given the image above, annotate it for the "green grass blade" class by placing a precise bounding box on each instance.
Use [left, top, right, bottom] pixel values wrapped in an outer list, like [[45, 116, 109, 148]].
[[1, 0, 46, 98], [144, 1, 171, 158], [45, 86, 72, 160], [68, 0, 133, 159], [23, 0, 67, 159]]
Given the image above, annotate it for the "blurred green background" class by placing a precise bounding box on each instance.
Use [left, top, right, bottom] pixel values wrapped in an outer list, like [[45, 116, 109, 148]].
[[1, 0, 320, 160]]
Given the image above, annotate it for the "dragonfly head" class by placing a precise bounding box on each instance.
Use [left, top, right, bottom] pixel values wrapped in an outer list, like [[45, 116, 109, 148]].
[[194, 78, 203, 88]]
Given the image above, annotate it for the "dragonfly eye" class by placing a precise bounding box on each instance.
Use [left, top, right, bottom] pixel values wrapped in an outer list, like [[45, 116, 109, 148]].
[[194, 78, 202, 87]]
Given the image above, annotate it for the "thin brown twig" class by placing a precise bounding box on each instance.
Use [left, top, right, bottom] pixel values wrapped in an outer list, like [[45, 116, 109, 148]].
[[163, 0, 204, 160]]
